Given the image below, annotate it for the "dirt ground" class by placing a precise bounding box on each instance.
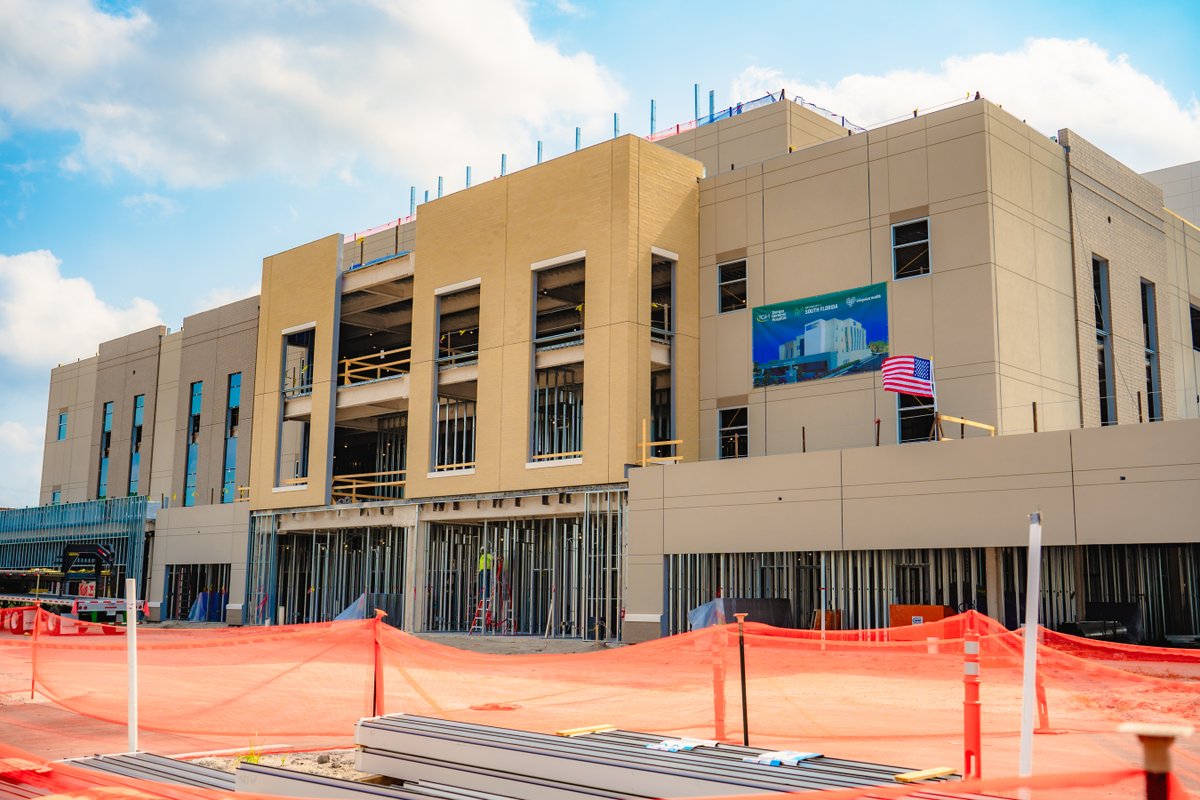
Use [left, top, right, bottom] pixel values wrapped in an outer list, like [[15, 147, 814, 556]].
[[193, 750, 369, 780]]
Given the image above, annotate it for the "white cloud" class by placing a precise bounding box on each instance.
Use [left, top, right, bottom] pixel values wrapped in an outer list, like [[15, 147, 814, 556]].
[[122, 192, 182, 216], [192, 282, 261, 313], [0, 249, 163, 368], [552, 0, 585, 16], [0, 0, 625, 188], [0, 419, 44, 508], [731, 38, 1200, 172]]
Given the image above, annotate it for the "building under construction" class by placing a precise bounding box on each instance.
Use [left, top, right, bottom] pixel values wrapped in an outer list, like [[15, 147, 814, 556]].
[[11, 91, 1200, 643]]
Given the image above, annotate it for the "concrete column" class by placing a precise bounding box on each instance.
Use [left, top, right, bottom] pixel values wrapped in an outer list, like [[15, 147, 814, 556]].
[[403, 511, 425, 631]]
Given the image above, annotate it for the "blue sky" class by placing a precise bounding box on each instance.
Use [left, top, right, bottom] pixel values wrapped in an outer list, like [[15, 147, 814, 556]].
[[0, 0, 1197, 506]]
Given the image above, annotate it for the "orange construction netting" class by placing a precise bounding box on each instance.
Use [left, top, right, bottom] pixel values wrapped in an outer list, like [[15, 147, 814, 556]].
[[1, 607, 1197, 799]]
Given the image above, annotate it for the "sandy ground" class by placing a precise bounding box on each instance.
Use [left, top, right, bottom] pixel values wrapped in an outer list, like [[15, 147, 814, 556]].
[[3, 631, 1197, 799], [193, 750, 370, 780], [414, 632, 612, 654]]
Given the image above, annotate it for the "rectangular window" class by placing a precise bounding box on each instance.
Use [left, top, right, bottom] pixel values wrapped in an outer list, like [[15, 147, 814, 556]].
[[433, 396, 476, 471], [437, 286, 481, 367], [718, 260, 747, 313], [650, 254, 676, 461], [533, 260, 585, 349], [898, 393, 936, 443], [127, 394, 144, 496], [892, 219, 930, 279], [717, 407, 748, 459], [1190, 303, 1200, 351], [51, 489, 61, 505], [1093, 258, 1116, 425], [282, 328, 315, 397], [433, 286, 480, 471], [184, 381, 202, 507], [1141, 280, 1161, 422], [277, 419, 311, 486], [97, 401, 113, 498], [530, 366, 584, 461], [221, 373, 241, 503], [56, 411, 68, 441]]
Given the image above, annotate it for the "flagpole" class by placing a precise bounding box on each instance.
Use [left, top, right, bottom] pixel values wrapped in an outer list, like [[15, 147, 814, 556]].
[[930, 360, 939, 440]]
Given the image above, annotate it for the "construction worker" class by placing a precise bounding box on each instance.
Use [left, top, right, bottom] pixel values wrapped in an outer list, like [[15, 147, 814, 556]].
[[478, 546, 494, 600]]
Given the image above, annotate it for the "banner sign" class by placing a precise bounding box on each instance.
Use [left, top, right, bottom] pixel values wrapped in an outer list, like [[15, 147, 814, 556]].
[[752, 282, 889, 388]]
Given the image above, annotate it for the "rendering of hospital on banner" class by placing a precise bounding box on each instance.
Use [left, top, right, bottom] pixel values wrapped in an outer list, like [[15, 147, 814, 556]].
[[5, 92, 1199, 644]]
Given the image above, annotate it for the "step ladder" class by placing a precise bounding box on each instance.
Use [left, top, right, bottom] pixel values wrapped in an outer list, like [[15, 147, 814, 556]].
[[468, 597, 491, 635]]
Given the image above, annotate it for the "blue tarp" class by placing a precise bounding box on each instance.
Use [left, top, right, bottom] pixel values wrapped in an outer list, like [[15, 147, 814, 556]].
[[187, 591, 227, 622], [335, 592, 370, 621]]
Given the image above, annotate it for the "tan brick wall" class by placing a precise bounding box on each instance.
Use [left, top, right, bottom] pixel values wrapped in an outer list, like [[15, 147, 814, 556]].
[[1059, 129, 1176, 426]]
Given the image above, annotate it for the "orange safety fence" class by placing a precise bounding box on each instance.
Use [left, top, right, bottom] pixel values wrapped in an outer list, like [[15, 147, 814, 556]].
[[0, 742, 1192, 800], [1, 607, 1197, 797]]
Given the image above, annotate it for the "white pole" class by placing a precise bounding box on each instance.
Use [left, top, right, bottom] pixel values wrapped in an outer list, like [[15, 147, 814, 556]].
[[125, 578, 138, 753], [1018, 512, 1042, 779]]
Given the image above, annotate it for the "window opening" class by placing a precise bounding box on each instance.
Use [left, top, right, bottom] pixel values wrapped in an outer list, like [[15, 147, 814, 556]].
[[533, 260, 585, 350], [434, 392, 476, 471], [56, 411, 68, 441], [282, 329, 315, 397], [1191, 304, 1200, 352], [437, 287, 481, 368], [183, 382, 202, 506], [221, 373, 241, 503], [1093, 258, 1117, 425], [531, 365, 584, 461], [718, 260, 747, 313], [892, 219, 930, 279], [1141, 280, 1161, 422], [97, 401, 113, 499], [718, 407, 748, 459], [337, 278, 413, 386], [897, 393, 936, 443], [128, 394, 144, 496], [650, 254, 676, 460]]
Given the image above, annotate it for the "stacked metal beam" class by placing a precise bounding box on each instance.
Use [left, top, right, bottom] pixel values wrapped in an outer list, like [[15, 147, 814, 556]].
[[356, 715, 985, 799], [61, 753, 236, 791]]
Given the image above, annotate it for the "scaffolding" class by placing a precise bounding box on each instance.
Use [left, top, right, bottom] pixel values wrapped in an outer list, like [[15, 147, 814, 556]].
[[0, 496, 149, 596], [423, 490, 626, 639], [245, 516, 407, 626]]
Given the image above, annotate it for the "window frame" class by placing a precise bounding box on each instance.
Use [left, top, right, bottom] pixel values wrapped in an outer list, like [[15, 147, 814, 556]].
[[1190, 303, 1200, 352], [56, 411, 68, 441], [716, 406, 749, 460], [891, 218, 931, 281], [717, 259, 748, 314], [896, 392, 937, 444]]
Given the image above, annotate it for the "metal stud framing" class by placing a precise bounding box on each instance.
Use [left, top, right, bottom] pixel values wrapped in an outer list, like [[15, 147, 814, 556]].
[[1001, 543, 1200, 641], [666, 548, 986, 634], [245, 516, 407, 626], [0, 496, 147, 595], [423, 489, 625, 639]]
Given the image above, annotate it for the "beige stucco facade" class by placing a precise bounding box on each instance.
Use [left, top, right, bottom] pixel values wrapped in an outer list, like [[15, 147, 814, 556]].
[[17, 93, 1200, 640], [625, 418, 1200, 641], [695, 101, 1081, 460], [248, 136, 702, 509]]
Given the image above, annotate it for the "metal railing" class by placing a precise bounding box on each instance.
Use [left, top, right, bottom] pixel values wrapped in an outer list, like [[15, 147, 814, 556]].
[[339, 347, 412, 386], [331, 469, 407, 502], [533, 330, 585, 351]]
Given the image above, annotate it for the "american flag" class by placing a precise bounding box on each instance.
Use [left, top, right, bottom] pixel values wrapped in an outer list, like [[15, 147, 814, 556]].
[[882, 355, 934, 397]]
